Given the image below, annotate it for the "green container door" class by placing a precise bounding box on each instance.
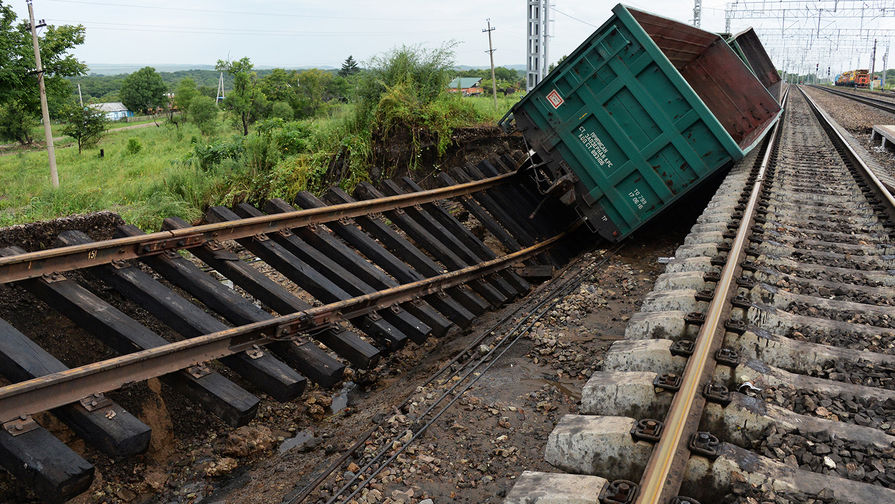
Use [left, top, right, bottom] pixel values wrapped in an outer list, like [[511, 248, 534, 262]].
[[508, 4, 780, 241]]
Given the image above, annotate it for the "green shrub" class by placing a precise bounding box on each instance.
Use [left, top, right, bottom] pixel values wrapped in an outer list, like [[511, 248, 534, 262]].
[[270, 100, 294, 120], [357, 45, 484, 170], [126, 138, 142, 155], [189, 95, 219, 136], [355, 44, 456, 122], [189, 137, 244, 171], [274, 121, 314, 155], [244, 124, 280, 174]]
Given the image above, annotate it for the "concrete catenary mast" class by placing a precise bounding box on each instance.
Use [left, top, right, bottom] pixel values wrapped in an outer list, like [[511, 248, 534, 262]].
[[526, 0, 551, 91]]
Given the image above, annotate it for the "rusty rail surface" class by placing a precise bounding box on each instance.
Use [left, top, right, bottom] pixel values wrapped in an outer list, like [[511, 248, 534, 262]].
[[635, 88, 789, 504], [0, 223, 576, 423], [0, 172, 516, 285]]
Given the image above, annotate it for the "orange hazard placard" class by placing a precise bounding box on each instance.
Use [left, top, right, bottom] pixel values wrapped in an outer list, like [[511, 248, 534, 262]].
[[546, 89, 564, 109]]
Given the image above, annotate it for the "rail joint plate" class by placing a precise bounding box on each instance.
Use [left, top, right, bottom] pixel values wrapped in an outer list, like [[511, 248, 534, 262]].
[[139, 233, 204, 255]]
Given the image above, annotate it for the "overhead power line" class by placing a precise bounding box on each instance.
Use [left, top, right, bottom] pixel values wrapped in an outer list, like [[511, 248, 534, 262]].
[[44, 0, 466, 22], [45, 19, 452, 37], [551, 8, 598, 28]]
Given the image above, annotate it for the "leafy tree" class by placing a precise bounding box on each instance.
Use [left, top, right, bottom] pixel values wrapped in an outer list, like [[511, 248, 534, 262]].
[[60, 103, 106, 153], [455, 67, 524, 89], [294, 68, 332, 118], [493, 66, 521, 83], [120, 66, 166, 114], [197, 85, 218, 99], [325, 75, 352, 103], [270, 100, 294, 120], [70, 74, 125, 100], [339, 55, 360, 77], [0, 100, 37, 144], [189, 95, 218, 136], [173, 77, 198, 118], [0, 2, 86, 144], [97, 90, 120, 102], [481, 78, 512, 96], [259, 68, 301, 113], [216, 57, 267, 135]]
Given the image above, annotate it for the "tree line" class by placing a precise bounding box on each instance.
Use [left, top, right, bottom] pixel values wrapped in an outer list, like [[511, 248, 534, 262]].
[[70, 69, 234, 102]]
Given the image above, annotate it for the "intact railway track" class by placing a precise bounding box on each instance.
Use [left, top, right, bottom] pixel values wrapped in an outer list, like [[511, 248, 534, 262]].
[[506, 86, 895, 503], [0, 153, 580, 503], [812, 85, 895, 115]]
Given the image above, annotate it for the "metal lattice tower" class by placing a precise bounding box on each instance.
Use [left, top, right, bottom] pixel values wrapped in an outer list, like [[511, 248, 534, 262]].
[[216, 72, 225, 103], [526, 0, 551, 91], [693, 0, 702, 28]]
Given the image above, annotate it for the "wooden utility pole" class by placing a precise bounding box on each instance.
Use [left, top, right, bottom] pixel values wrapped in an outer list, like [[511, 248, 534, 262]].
[[483, 19, 498, 111], [27, 0, 58, 188]]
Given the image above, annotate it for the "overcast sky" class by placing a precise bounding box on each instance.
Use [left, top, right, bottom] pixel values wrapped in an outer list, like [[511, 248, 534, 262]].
[[10, 0, 895, 76]]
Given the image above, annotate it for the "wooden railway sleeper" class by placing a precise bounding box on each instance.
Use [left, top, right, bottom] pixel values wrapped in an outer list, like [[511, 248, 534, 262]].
[[205, 206, 410, 350], [258, 199, 455, 339], [162, 217, 380, 370], [323, 187, 491, 316], [115, 224, 346, 388], [231, 203, 433, 344], [292, 191, 477, 328], [354, 181, 511, 307], [57, 230, 308, 403]]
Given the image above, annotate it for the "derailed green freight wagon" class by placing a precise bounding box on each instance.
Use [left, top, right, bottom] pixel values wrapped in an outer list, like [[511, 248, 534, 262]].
[[501, 4, 781, 242]]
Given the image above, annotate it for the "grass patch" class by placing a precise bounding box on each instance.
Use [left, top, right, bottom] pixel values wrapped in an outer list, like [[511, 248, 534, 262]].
[[465, 93, 524, 123], [0, 121, 223, 229]]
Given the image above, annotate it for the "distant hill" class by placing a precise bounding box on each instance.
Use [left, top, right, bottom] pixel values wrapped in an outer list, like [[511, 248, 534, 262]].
[[85, 63, 335, 76], [456, 64, 526, 71], [86, 64, 216, 76]]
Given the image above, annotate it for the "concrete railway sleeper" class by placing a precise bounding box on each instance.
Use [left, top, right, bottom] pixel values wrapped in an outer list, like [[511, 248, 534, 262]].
[[507, 85, 895, 503], [0, 154, 582, 503]]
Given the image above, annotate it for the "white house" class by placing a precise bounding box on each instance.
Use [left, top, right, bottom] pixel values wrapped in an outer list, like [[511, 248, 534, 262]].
[[90, 102, 133, 121]]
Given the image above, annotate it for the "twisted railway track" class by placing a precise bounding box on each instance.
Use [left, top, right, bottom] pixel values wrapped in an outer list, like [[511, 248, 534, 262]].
[[506, 86, 895, 503], [0, 153, 581, 502]]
